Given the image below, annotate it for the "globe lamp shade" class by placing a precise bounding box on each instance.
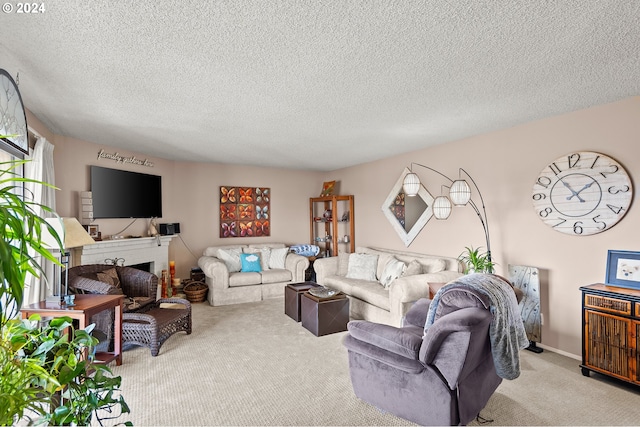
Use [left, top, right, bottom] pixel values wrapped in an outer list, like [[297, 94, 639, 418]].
[[402, 172, 421, 197], [450, 179, 471, 206], [432, 196, 452, 220]]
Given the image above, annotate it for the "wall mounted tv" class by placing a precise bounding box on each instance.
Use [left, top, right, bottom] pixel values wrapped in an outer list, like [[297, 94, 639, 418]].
[[90, 165, 162, 219]]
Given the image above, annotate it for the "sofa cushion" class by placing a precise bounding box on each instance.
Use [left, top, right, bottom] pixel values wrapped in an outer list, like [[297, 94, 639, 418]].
[[248, 243, 285, 250], [240, 253, 262, 272], [218, 248, 242, 272], [259, 247, 272, 270], [74, 276, 123, 295], [203, 245, 247, 257], [325, 276, 354, 295], [269, 247, 289, 269], [229, 271, 262, 287], [403, 260, 423, 277], [347, 279, 391, 311], [261, 268, 292, 284], [418, 258, 446, 273], [346, 253, 378, 281], [81, 267, 121, 290]]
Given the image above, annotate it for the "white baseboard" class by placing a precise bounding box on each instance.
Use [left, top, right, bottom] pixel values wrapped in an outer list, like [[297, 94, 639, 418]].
[[536, 342, 580, 360]]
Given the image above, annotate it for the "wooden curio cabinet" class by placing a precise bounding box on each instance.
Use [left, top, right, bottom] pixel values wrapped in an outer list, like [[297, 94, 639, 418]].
[[309, 195, 355, 257], [580, 283, 640, 386]]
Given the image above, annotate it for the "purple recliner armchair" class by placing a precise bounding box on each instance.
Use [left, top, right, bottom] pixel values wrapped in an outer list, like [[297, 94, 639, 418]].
[[343, 275, 525, 426]]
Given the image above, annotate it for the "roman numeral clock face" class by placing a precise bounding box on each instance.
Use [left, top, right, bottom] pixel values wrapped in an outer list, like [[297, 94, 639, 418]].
[[532, 151, 633, 236]]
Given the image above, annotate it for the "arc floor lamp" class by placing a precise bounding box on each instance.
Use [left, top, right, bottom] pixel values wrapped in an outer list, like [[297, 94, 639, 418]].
[[402, 163, 493, 272]]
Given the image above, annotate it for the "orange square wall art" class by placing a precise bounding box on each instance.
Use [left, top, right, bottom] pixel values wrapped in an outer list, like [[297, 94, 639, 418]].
[[220, 186, 270, 238]]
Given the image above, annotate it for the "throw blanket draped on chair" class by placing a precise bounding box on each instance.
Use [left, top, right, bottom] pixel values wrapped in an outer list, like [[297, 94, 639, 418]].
[[424, 273, 529, 380]]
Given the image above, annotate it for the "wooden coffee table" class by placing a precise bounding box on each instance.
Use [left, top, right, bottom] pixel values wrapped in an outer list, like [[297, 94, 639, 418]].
[[300, 291, 349, 336]]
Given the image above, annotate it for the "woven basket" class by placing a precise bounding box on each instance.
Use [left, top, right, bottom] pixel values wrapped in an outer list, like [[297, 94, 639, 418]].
[[183, 281, 208, 303]]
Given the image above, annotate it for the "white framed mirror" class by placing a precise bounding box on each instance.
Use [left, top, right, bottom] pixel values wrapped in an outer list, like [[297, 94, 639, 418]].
[[381, 167, 434, 246]]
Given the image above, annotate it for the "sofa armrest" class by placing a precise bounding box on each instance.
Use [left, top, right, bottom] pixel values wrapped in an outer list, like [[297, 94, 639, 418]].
[[197, 256, 230, 289], [347, 320, 423, 360], [285, 253, 310, 282], [343, 324, 425, 374], [390, 271, 463, 304], [313, 257, 338, 285]]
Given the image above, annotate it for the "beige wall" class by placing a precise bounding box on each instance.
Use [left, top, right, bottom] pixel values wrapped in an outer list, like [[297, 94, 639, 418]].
[[36, 130, 324, 282], [327, 97, 639, 358], [28, 96, 639, 358]]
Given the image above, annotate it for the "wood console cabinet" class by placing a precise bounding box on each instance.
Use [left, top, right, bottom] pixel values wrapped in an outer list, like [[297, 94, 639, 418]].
[[580, 283, 640, 386], [309, 195, 355, 257]]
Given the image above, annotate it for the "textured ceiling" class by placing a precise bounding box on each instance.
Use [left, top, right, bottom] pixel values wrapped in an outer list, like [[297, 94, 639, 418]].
[[1, 1, 639, 171]]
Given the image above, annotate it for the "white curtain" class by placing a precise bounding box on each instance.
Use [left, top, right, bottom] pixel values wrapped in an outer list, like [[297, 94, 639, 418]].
[[23, 137, 56, 305]]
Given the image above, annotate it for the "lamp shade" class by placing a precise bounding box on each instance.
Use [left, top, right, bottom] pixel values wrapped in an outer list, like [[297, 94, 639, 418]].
[[42, 217, 64, 250], [402, 172, 421, 197], [450, 179, 471, 206], [62, 217, 95, 248], [432, 196, 452, 220]]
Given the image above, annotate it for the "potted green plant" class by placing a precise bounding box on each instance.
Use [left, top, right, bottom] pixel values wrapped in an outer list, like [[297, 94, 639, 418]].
[[458, 246, 495, 274], [4, 314, 130, 426], [0, 153, 130, 425]]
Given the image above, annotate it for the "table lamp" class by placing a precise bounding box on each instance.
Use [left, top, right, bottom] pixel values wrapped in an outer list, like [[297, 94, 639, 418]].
[[42, 217, 95, 306]]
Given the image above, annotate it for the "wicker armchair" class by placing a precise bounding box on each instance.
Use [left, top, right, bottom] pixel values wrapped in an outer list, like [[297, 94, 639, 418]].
[[68, 264, 158, 349], [67, 264, 192, 356]]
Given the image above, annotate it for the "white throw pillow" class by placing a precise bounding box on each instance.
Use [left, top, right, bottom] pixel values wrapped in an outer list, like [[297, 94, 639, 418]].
[[420, 258, 447, 273], [218, 248, 242, 272], [269, 247, 289, 269], [346, 253, 378, 281], [260, 247, 272, 270], [403, 259, 423, 277], [379, 258, 406, 288]]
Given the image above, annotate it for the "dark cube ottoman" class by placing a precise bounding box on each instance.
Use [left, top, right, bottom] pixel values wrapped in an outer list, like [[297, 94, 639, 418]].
[[301, 291, 349, 336], [285, 281, 320, 322]]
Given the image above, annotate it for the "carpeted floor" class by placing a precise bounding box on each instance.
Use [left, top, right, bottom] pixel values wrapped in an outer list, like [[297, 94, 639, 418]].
[[106, 297, 640, 426]]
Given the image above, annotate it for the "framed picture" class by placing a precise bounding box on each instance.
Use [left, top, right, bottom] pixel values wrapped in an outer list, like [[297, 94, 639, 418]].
[[219, 186, 270, 238], [0, 69, 29, 155], [605, 250, 640, 289], [88, 224, 99, 238], [320, 180, 336, 196]]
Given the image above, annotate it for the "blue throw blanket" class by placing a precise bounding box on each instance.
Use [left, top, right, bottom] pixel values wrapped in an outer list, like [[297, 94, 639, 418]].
[[289, 244, 320, 257], [424, 273, 529, 380]]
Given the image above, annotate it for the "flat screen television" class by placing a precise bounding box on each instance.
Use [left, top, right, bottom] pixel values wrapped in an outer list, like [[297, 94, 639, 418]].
[[90, 165, 162, 219]]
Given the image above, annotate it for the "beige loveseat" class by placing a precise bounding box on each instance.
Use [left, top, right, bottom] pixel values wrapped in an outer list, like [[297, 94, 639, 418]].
[[198, 243, 309, 306], [313, 246, 463, 327]]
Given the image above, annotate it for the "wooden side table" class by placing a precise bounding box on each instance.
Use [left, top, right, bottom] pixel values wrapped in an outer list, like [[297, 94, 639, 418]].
[[20, 293, 124, 365]]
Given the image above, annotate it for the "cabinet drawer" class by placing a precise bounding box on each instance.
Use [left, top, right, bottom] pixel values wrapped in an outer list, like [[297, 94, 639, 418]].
[[584, 294, 631, 316]]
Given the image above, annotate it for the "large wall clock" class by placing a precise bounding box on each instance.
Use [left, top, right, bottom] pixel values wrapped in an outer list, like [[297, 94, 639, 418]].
[[532, 151, 633, 236], [0, 68, 29, 154]]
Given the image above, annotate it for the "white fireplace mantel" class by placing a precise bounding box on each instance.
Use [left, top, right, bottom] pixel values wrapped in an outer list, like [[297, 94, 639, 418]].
[[72, 236, 176, 279]]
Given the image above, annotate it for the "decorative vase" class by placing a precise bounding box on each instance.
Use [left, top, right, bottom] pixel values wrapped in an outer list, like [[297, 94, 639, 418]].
[[161, 269, 169, 298]]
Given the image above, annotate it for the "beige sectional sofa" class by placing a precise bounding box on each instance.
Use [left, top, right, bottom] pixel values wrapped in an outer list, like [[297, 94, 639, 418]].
[[198, 243, 309, 306], [313, 246, 463, 326]]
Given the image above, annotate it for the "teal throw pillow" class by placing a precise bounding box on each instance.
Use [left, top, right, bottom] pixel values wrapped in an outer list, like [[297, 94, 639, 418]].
[[240, 253, 262, 273]]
